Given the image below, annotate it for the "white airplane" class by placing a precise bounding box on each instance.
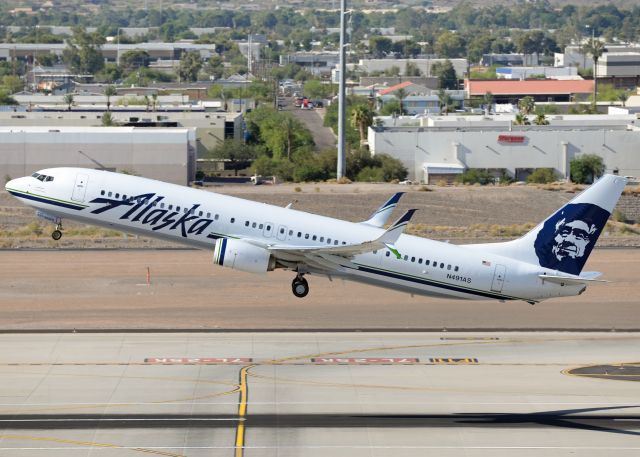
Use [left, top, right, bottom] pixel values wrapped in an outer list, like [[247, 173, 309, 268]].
[[5, 168, 626, 304]]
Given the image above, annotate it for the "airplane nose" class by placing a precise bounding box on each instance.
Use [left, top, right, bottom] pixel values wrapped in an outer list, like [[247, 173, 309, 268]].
[[5, 177, 25, 192], [5, 178, 17, 191]]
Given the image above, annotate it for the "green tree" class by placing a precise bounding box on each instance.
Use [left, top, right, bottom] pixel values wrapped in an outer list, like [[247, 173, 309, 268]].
[[351, 104, 374, 144], [430, 60, 458, 89], [514, 113, 530, 125], [570, 154, 605, 184], [208, 139, 258, 176], [437, 89, 453, 115], [119, 49, 151, 74], [104, 85, 117, 112], [0, 89, 18, 105], [178, 51, 203, 82], [62, 27, 105, 75], [63, 93, 74, 111], [395, 88, 407, 115], [482, 91, 494, 114], [434, 31, 466, 58], [2, 75, 22, 94], [378, 99, 402, 116], [369, 36, 393, 58], [583, 38, 605, 103], [303, 79, 334, 99]]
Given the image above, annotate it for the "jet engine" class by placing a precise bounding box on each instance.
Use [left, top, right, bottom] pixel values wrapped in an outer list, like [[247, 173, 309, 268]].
[[213, 238, 276, 274]]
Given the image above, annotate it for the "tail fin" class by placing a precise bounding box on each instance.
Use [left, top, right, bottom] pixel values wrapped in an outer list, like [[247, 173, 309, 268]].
[[361, 192, 404, 227], [470, 175, 627, 275]]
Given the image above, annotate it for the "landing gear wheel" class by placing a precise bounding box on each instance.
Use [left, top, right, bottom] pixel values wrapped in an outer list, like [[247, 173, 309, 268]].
[[292, 276, 309, 298], [51, 230, 62, 241]]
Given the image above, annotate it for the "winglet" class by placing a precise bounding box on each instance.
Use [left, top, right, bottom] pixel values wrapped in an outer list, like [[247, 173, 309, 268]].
[[361, 192, 405, 227], [379, 209, 417, 246]]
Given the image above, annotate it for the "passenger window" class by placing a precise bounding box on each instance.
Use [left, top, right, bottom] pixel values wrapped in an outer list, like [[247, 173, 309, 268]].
[[199, 211, 203, 217], [334, 240, 338, 245], [433, 262, 438, 268], [215, 214, 219, 220], [447, 265, 451, 270], [425, 260, 430, 266], [266, 225, 271, 230], [327, 238, 331, 244], [169, 205, 173, 210], [46, 176, 54, 182], [454, 266, 459, 272], [101, 190, 105, 195], [245, 221, 250, 227], [123, 195, 127, 200], [252, 222, 257, 228], [160, 203, 164, 208], [177, 206, 181, 212], [418, 258, 423, 264], [108, 191, 112, 197], [280, 228, 285, 234], [386, 251, 390, 257], [411, 257, 415, 262], [403, 255, 408, 261], [297, 232, 302, 237], [115, 193, 119, 198], [231, 218, 235, 223], [305, 234, 309, 239], [312, 235, 317, 241], [440, 263, 445, 268], [259, 223, 263, 229], [206, 212, 211, 218], [289, 230, 293, 236], [319, 236, 324, 242]]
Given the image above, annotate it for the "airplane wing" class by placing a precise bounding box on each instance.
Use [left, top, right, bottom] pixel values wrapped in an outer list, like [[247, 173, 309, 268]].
[[241, 210, 417, 272], [360, 192, 404, 228]]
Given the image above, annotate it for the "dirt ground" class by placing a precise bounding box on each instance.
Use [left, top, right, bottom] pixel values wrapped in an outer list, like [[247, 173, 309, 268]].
[[0, 248, 637, 331]]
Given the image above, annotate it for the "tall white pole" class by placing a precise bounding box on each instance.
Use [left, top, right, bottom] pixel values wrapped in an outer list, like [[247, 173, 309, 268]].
[[336, 0, 347, 179]]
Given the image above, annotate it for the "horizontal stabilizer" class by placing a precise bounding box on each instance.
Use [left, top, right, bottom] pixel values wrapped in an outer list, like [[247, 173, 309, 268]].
[[539, 273, 608, 286]]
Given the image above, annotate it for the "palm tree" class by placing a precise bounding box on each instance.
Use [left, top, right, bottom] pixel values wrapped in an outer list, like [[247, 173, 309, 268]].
[[583, 38, 605, 103], [101, 112, 115, 126], [144, 95, 150, 112], [350, 105, 374, 144], [151, 93, 158, 111], [63, 93, 74, 111], [514, 113, 530, 126], [104, 85, 117, 112], [518, 96, 535, 115], [617, 91, 629, 107], [482, 91, 494, 114], [437, 89, 453, 116], [395, 88, 407, 115], [533, 113, 549, 125]]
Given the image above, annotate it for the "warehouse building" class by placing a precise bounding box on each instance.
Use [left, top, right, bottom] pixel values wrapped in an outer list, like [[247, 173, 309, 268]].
[[368, 115, 640, 183], [1, 127, 195, 185]]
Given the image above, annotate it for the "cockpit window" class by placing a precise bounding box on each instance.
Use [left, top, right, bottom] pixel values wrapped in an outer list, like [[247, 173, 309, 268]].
[[31, 172, 53, 182]]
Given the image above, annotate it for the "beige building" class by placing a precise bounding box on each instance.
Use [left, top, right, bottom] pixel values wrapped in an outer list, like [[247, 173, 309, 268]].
[[1, 127, 194, 185]]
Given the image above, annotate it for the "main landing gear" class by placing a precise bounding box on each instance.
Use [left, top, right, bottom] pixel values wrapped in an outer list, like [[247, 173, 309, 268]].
[[291, 274, 309, 298], [51, 221, 63, 241]]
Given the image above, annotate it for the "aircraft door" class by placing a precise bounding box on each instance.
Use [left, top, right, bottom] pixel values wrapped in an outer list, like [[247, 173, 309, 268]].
[[71, 173, 89, 202], [276, 225, 287, 241], [263, 222, 274, 238], [491, 264, 507, 292]]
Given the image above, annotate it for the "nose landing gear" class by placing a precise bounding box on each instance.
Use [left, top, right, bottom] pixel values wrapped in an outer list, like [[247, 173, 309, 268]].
[[51, 221, 63, 240], [291, 274, 309, 298]]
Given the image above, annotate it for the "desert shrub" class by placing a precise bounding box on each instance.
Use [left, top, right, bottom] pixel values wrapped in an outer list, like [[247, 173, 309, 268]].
[[357, 166, 385, 182], [527, 168, 558, 184], [458, 169, 493, 185]]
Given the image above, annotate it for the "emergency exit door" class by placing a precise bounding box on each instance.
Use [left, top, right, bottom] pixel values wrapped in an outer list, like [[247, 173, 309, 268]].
[[491, 264, 507, 292], [71, 173, 89, 202]]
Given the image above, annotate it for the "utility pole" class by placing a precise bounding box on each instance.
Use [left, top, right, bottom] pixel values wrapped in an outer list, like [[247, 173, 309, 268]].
[[336, 0, 347, 179]]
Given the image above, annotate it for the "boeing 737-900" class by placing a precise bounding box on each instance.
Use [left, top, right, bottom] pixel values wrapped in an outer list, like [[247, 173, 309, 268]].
[[5, 168, 626, 303]]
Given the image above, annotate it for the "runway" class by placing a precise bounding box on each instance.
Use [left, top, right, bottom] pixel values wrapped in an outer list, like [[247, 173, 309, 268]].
[[0, 332, 638, 456]]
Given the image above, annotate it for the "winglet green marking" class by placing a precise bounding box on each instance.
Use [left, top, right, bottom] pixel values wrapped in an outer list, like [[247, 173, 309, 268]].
[[385, 243, 401, 259]]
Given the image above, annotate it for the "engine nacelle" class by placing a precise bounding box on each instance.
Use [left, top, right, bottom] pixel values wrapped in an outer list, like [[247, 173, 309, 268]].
[[213, 238, 275, 274]]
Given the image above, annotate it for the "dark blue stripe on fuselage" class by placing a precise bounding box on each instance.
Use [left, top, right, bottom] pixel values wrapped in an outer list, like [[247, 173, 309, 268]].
[[354, 264, 515, 301], [8, 190, 85, 211], [219, 238, 227, 265]]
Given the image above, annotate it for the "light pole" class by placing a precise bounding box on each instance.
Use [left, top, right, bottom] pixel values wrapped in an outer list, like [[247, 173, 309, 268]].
[[336, 0, 347, 180]]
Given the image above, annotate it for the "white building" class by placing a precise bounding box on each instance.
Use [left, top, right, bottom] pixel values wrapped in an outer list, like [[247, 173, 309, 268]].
[[496, 66, 578, 80], [368, 115, 640, 183], [350, 58, 468, 78]]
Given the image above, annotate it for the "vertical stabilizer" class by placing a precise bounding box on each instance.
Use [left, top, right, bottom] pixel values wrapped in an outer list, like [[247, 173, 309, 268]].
[[467, 175, 627, 275]]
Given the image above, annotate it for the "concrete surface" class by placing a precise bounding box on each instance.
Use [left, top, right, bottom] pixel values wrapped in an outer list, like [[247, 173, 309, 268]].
[[0, 249, 638, 330], [0, 332, 638, 456]]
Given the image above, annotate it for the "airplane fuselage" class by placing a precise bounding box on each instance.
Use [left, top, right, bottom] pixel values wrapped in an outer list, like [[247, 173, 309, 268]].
[[6, 168, 594, 303]]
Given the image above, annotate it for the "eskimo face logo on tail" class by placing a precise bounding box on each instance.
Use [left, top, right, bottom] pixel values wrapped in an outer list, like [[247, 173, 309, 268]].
[[89, 192, 217, 239], [534, 203, 610, 275]]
